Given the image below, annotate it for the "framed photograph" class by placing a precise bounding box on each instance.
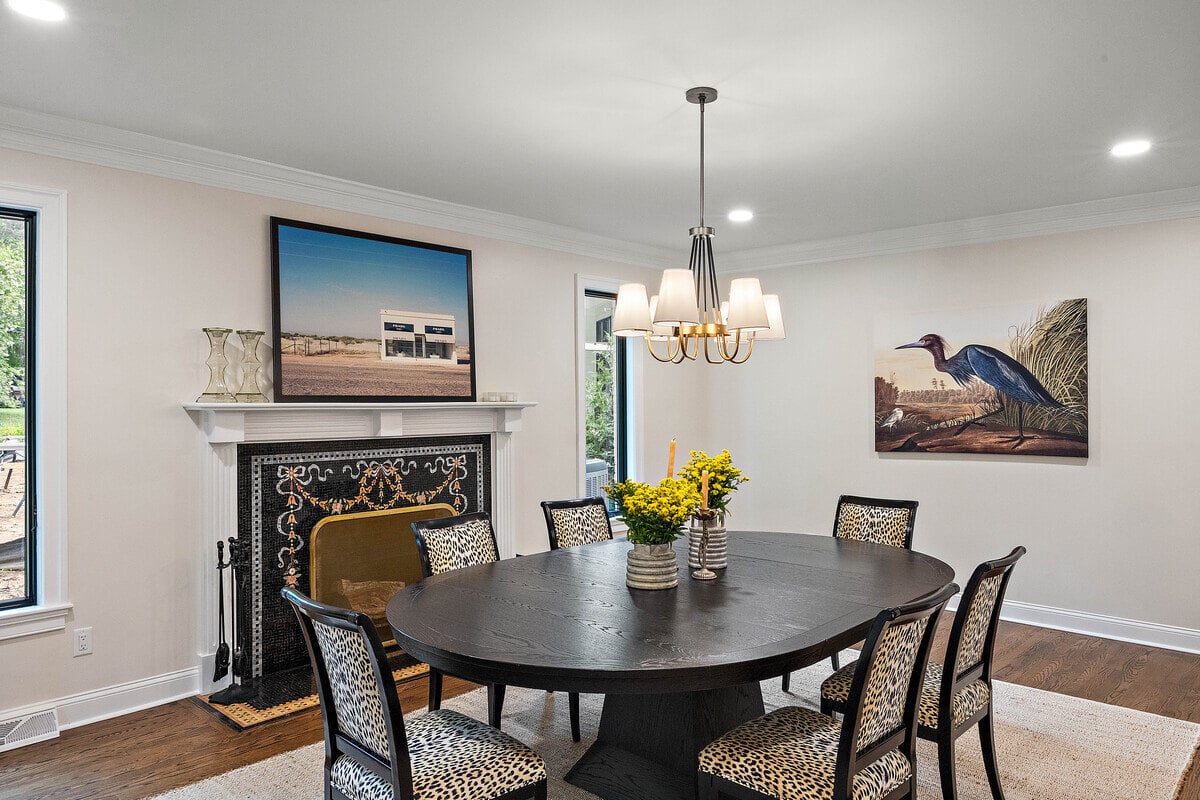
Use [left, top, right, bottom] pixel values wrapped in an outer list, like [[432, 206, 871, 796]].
[[874, 298, 1087, 457], [270, 218, 476, 402]]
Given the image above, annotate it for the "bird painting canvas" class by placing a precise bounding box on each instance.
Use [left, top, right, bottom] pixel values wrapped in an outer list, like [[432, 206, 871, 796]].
[[874, 298, 1087, 457]]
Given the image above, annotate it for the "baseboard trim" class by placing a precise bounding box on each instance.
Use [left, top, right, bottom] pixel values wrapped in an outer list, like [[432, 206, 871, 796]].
[[0, 666, 201, 733], [947, 595, 1200, 655]]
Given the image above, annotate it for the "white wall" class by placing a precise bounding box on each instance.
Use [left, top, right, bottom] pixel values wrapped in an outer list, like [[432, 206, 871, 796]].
[[710, 217, 1200, 632], [0, 147, 708, 719]]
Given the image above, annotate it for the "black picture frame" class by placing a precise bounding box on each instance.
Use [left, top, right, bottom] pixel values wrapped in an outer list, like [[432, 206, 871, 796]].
[[270, 217, 477, 403]]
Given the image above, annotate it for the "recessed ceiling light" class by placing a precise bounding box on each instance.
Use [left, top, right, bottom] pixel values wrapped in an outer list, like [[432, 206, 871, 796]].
[[1110, 139, 1152, 157], [6, 0, 66, 20], [728, 209, 754, 223]]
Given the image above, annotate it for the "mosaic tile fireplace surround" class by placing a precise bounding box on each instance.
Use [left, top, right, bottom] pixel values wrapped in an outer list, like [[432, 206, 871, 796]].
[[185, 402, 533, 695]]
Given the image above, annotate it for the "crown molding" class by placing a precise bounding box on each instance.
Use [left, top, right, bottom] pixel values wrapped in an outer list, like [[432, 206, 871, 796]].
[[0, 104, 677, 270], [721, 184, 1200, 272]]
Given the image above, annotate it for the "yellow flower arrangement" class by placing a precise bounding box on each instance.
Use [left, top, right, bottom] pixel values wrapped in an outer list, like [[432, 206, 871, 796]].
[[606, 477, 702, 545], [677, 449, 748, 523]]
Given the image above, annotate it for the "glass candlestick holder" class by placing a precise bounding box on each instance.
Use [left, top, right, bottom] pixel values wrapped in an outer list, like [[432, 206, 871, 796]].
[[198, 327, 236, 403], [234, 330, 269, 403]]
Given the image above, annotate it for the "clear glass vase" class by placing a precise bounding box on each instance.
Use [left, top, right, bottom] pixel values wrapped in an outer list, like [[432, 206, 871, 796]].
[[234, 330, 269, 403], [198, 327, 235, 403]]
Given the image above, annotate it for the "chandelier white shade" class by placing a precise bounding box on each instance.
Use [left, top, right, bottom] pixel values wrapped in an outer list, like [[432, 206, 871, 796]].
[[614, 87, 784, 364]]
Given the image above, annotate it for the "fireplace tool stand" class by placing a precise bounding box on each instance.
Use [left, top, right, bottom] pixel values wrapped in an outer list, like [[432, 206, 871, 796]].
[[209, 536, 256, 705]]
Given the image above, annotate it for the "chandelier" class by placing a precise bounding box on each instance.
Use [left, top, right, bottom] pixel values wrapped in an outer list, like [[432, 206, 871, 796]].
[[613, 87, 785, 364]]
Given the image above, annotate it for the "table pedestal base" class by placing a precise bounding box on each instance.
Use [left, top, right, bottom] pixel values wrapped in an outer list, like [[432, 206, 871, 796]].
[[565, 682, 765, 800]]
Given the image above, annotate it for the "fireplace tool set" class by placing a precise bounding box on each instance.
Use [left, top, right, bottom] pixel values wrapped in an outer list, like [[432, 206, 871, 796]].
[[209, 536, 256, 705]]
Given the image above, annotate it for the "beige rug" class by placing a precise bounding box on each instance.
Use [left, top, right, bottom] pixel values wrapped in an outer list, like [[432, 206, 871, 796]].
[[151, 653, 1200, 799]]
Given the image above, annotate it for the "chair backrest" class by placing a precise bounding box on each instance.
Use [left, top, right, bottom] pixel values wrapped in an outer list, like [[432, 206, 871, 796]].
[[833, 494, 918, 549], [540, 497, 614, 550], [411, 512, 500, 577], [835, 582, 957, 798], [941, 546, 1026, 698], [282, 587, 413, 800]]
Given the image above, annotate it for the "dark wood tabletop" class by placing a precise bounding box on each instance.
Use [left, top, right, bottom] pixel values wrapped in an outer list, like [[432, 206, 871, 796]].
[[386, 530, 955, 694]]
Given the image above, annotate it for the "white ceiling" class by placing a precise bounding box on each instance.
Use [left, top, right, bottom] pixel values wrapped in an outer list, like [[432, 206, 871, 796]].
[[1, 1, 1197, 252]]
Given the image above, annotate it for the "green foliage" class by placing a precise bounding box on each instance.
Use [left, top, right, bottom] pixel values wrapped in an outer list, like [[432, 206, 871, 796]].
[[0, 220, 27, 409], [585, 338, 615, 471], [0, 408, 22, 436]]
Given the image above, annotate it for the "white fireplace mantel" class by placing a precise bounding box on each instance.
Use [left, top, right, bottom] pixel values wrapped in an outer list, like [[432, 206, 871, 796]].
[[183, 400, 536, 693]]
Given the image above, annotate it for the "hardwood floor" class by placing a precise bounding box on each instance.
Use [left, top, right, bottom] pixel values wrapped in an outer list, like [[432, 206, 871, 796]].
[[2, 620, 1198, 800]]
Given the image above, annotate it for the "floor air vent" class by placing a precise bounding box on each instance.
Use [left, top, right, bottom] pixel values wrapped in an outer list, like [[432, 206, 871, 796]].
[[0, 709, 59, 752]]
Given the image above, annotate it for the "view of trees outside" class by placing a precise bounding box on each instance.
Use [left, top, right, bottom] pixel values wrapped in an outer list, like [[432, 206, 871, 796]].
[[583, 294, 618, 508], [0, 215, 28, 604]]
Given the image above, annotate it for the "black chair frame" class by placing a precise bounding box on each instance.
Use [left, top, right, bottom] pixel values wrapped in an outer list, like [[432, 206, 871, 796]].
[[410, 512, 508, 730], [538, 497, 614, 743], [701, 582, 957, 800], [539, 496, 613, 551], [822, 546, 1025, 800], [284, 587, 547, 800]]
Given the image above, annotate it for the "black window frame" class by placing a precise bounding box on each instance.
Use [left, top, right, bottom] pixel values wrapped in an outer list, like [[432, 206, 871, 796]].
[[0, 207, 35, 611], [584, 289, 630, 489]]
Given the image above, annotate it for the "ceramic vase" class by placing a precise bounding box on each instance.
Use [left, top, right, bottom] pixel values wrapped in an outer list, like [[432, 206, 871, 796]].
[[688, 516, 728, 569], [234, 329, 269, 403], [198, 327, 235, 403], [626, 542, 678, 590]]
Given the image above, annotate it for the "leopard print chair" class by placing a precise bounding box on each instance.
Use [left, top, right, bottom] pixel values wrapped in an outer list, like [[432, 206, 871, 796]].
[[282, 587, 548, 800], [821, 547, 1024, 800], [538, 497, 615, 743], [783, 495, 919, 691], [698, 582, 956, 800], [410, 513, 508, 729]]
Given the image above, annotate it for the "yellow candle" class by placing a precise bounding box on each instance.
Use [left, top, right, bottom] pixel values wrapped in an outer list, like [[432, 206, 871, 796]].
[[701, 470, 710, 510], [667, 438, 677, 479]]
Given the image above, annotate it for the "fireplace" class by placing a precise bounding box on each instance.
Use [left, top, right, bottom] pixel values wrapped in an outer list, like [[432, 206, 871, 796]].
[[185, 401, 534, 694]]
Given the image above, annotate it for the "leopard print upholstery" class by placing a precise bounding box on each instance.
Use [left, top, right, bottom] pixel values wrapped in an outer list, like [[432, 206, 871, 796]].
[[698, 705, 911, 800], [834, 502, 913, 549], [548, 504, 611, 549], [330, 708, 547, 800], [821, 661, 991, 731], [957, 574, 1002, 671], [421, 518, 499, 575], [855, 617, 929, 749], [312, 619, 391, 760]]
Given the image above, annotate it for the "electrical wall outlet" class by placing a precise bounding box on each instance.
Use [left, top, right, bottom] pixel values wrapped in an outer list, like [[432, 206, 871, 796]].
[[73, 627, 92, 657]]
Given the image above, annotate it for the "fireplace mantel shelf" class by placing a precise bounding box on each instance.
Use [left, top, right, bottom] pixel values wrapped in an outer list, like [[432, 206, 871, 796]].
[[184, 401, 537, 444]]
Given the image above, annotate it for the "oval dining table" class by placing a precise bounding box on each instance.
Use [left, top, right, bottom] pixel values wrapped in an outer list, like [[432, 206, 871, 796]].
[[387, 529, 954, 800]]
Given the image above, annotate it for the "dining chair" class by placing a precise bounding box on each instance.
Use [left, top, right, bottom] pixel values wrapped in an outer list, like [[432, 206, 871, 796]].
[[539, 496, 614, 743], [783, 494, 919, 691], [698, 581, 957, 800], [410, 512, 508, 729], [282, 587, 548, 800], [820, 547, 1025, 800]]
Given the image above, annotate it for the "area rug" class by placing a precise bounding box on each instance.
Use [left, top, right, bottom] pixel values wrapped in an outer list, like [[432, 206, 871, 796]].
[[195, 661, 428, 730], [152, 653, 1200, 799]]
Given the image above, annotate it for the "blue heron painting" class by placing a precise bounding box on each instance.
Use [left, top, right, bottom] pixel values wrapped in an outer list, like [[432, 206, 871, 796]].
[[875, 298, 1088, 457]]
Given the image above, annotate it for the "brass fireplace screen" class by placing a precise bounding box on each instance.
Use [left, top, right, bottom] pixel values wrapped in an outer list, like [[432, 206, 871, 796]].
[[309, 504, 455, 641]]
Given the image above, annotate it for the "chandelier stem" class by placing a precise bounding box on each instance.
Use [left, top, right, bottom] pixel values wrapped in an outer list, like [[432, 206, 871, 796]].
[[699, 95, 705, 229]]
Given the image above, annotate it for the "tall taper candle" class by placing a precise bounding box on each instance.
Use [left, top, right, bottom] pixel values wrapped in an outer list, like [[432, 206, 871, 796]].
[[701, 470, 710, 510], [667, 438, 677, 479]]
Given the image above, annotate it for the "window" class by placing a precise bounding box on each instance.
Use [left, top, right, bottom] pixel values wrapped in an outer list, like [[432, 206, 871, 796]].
[[0, 208, 33, 610], [582, 289, 629, 509]]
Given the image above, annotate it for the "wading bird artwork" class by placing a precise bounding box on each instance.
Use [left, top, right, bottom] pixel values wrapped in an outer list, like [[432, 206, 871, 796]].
[[875, 299, 1088, 457]]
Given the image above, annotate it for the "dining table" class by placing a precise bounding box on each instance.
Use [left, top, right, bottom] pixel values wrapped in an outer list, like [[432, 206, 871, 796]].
[[386, 529, 954, 800]]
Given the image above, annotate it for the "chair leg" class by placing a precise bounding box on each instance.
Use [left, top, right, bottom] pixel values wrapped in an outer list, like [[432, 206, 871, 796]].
[[697, 772, 720, 800], [781, 672, 791, 692], [820, 696, 833, 717], [978, 713, 1007, 800], [488, 683, 506, 729], [569, 691, 581, 742], [427, 667, 443, 711], [937, 732, 959, 800], [533, 778, 548, 800], [831, 651, 840, 671]]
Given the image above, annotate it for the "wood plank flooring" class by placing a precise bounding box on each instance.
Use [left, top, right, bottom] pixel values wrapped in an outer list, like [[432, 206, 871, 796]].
[[1, 619, 1197, 800]]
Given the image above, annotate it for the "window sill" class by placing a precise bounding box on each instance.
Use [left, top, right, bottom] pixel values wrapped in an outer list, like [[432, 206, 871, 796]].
[[0, 601, 73, 642]]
